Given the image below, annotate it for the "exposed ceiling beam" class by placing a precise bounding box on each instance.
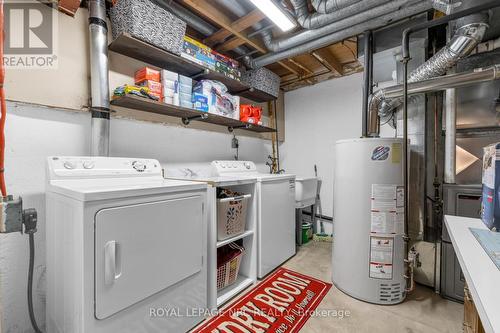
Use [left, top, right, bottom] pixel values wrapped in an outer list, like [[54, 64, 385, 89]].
[[287, 58, 314, 75], [204, 9, 265, 46], [180, 0, 267, 53], [277, 61, 299, 75], [218, 36, 246, 52], [312, 48, 344, 75]]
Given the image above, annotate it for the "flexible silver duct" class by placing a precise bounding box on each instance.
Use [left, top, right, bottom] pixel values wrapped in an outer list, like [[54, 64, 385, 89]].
[[89, 0, 110, 157], [311, 0, 363, 14], [260, 0, 427, 53], [292, 0, 454, 30], [370, 19, 488, 124], [245, 1, 432, 68], [290, 0, 393, 29]]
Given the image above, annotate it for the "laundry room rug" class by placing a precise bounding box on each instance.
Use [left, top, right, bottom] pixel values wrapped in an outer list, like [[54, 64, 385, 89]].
[[192, 268, 332, 333]]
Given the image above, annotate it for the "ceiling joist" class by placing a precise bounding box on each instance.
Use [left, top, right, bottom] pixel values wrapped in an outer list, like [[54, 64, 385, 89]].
[[180, 0, 267, 53], [204, 9, 266, 46]]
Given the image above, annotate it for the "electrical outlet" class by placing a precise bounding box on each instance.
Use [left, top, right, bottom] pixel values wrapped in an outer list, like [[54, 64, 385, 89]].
[[0, 196, 23, 233]]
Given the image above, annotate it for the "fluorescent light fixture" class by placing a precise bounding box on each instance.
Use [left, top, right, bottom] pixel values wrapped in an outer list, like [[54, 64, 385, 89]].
[[249, 0, 296, 32]]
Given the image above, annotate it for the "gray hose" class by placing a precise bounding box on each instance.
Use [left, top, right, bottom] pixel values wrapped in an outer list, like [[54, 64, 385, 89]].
[[28, 233, 42, 333]]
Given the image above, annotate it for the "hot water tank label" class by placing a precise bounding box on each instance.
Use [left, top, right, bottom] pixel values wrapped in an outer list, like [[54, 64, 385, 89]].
[[371, 146, 390, 161], [369, 236, 394, 280], [371, 184, 404, 234]]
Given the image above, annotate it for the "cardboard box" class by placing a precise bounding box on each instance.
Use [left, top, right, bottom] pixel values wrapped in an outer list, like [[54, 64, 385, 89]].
[[138, 80, 162, 94], [181, 36, 216, 70], [481, 142, 500, 230], [192, 93, 209, 112], [135, 67, 161, 84]]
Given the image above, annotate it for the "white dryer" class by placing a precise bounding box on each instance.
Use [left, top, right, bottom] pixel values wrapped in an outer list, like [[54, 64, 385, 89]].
[[211, 161, 296, 278], [46, 156, 208, 333]]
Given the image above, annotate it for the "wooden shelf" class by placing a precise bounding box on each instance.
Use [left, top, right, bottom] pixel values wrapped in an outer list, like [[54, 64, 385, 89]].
[[108, 33, 277, 102], [111, 95, 276, 133]]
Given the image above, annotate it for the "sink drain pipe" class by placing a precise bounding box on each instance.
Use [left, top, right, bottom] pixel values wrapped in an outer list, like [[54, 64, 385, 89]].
[[89, 0, 110, 156]]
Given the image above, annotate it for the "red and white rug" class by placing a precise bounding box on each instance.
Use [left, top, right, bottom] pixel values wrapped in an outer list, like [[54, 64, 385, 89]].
[[192, 268, 332, 333]]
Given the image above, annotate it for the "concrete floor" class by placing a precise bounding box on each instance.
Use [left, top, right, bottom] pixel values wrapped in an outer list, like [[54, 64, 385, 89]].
[[195, 241, 464, 332], [283, 241, 464, 333]]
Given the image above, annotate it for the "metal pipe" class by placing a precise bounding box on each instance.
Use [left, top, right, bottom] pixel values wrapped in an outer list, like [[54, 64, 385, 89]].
[[247, 1, 432, 68], [401, 1, 499, 59], [265, 0, 419, 51], [311, 0, 363, 14], [89, 0, 110, 157], [444, 88, 457, 183], [402, 57, 410, 292], [290, 0, 393, 30], [382, 65, 500, 98], [362, 31, 373, 137]]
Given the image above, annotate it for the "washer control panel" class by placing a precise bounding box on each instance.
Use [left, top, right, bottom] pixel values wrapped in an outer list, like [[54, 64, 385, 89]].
[[212, 160, 257, 174], [48, 157, 162, 179]]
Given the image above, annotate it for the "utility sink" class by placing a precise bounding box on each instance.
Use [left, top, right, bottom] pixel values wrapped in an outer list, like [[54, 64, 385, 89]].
[[295, 177, 319, 209]]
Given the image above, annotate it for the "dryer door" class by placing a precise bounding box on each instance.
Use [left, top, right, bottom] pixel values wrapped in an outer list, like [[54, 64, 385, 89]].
[[95, 195, 203, 319]]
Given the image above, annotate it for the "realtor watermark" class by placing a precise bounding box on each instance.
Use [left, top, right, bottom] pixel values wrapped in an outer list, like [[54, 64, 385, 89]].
[[4, 0, 58, 69], [149, 307, 351, 319]]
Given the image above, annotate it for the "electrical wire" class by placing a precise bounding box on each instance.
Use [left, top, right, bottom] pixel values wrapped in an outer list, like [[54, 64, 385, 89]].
[[0, 0, 6, 197], [28, 233, 42, 333]]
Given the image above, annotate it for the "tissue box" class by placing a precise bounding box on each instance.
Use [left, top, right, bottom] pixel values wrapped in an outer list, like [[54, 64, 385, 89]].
[[241, 67, 281, 98], [192, 93, 208, 112], [481, 143, 500, 230], [110, 0, 186, 55]]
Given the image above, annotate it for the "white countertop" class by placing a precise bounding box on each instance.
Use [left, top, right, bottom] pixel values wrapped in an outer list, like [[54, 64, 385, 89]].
[[444, 215, 500, 333]]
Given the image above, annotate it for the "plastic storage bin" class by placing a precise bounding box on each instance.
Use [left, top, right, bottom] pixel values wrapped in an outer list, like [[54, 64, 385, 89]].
[[217, 243, 245, 290], [217, 194, 251, 241], [110, 0, 186, 55]]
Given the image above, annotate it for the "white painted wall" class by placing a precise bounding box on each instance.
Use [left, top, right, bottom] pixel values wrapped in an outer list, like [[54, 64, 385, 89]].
[[281, 74, 396, 235]]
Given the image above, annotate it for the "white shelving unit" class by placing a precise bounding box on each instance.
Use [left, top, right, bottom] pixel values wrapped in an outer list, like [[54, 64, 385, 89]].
[[207, 181, 258, 309]]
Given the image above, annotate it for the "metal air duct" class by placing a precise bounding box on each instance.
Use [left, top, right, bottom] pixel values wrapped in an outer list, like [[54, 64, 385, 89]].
[[367, 17, 489, 135], [311, 0, 363, 14], [246, 1, 432, 68], [89, 0, 110, 156]]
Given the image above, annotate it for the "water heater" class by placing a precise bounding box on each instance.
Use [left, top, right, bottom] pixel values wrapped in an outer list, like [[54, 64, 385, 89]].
[[332, 138, 406, 304]]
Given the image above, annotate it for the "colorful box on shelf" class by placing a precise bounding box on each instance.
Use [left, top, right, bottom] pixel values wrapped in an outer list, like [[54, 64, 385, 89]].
[[213, 51, 241, 81], [181, 36, 216, 71], [192, 93, 209, 112], [193, 80, 239, 119], [135, 67, 161, 84], [110, 0, 186, 55], [138, 80, 162, 95]]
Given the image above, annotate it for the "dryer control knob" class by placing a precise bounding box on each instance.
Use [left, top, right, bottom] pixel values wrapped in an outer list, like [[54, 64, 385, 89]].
[[63, 161, 77, 170], [244, 162, 251, 169], [132, 161, 147, 172], [83, 161, 95, 169]]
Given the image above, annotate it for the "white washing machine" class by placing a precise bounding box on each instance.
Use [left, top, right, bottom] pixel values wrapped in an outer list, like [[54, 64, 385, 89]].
[[46, 156, 208, 333], [211, 161, 296, 278]]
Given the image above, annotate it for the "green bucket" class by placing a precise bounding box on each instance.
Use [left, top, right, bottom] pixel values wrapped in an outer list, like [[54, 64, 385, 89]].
[[302, 222, 312, 244]]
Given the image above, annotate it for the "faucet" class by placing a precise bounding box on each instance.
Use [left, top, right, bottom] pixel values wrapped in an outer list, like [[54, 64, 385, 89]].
[[266, 155, 284, 174], [182, 168, 198, 177]]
